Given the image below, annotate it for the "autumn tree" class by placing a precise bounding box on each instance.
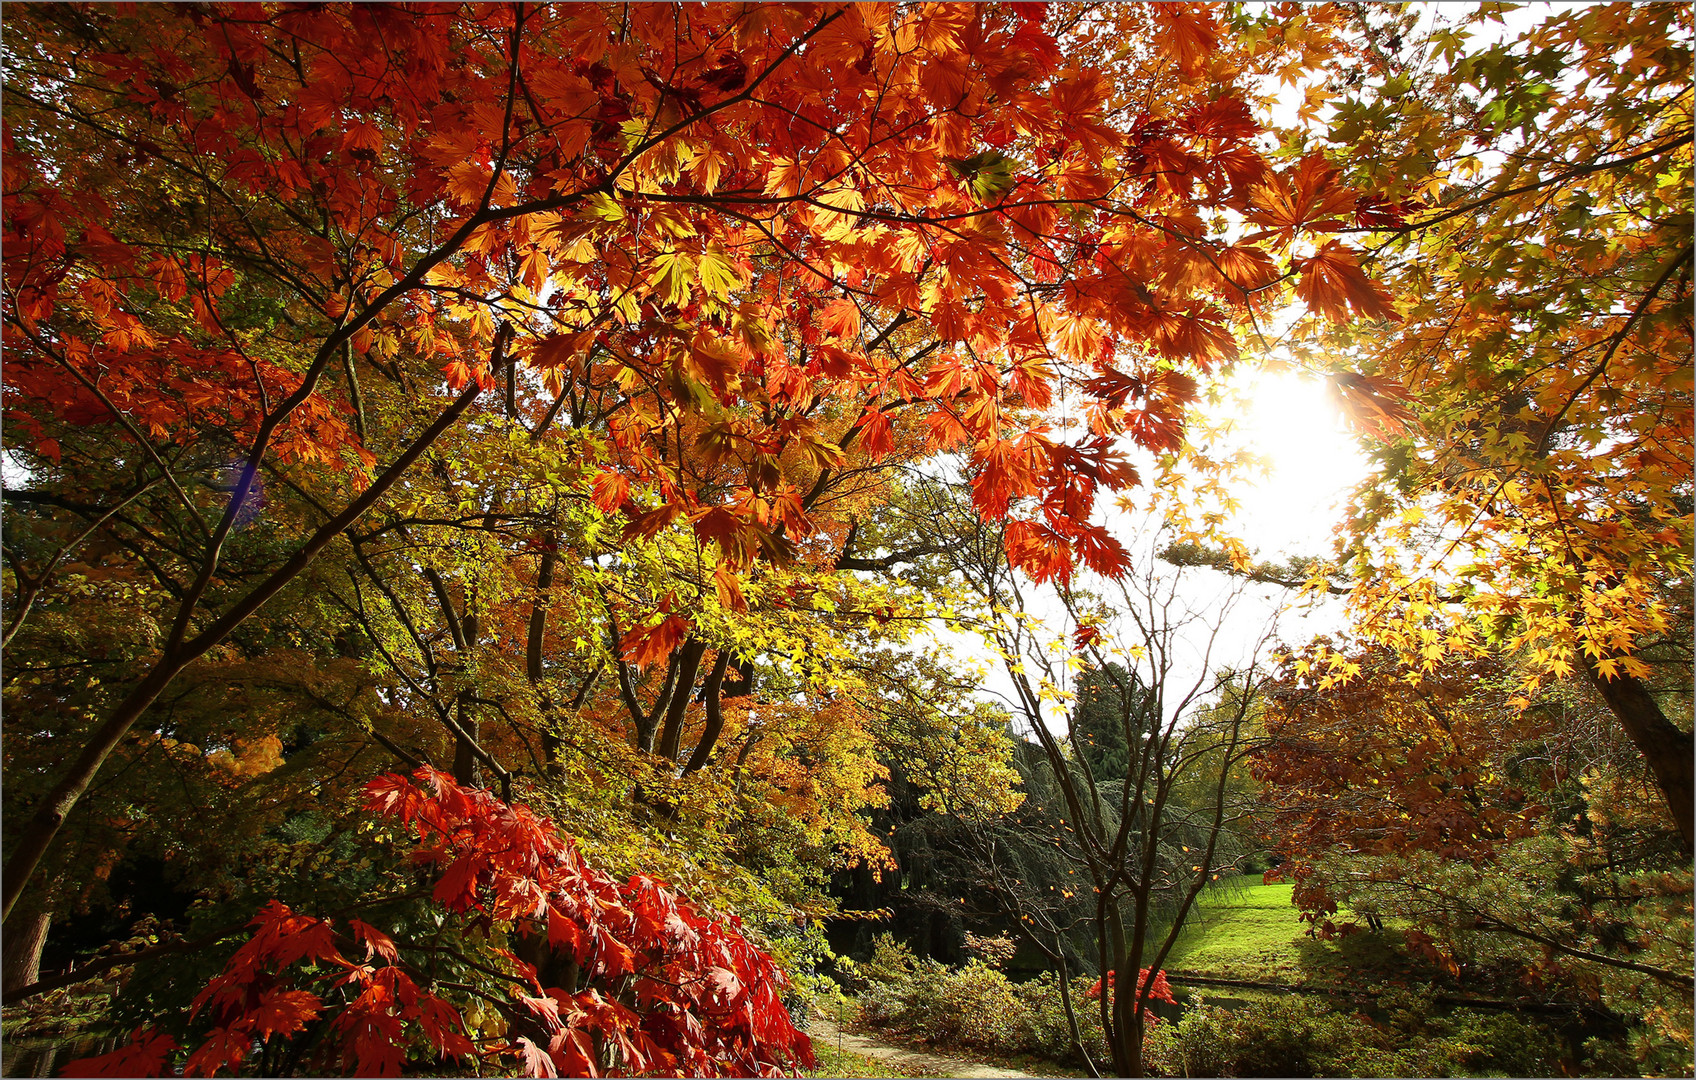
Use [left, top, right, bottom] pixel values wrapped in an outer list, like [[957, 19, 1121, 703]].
[[1255, 643, 1560, 922], [920, 479, 1277, 1078], [0, 7, 1414, 1075], [3, 0, 1389, 955], [1291, 0, 1693, 843]]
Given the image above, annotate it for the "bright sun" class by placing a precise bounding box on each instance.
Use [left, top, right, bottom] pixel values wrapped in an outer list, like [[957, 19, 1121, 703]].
[[1215, 366, 1373, 560]]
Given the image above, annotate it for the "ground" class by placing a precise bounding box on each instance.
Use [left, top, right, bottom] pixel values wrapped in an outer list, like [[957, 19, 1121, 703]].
[[807, 1014, 1038, 1079]]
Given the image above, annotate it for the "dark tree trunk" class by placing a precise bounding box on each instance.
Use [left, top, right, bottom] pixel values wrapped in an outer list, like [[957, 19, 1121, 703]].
[[2, 907, 50, 995], [528, 545, 561, 774], [656, 638, 708, 761], [1583, 657, 1694, 851], [452, 613, 482, 787], [683, 652, 730, 775], [453, 700, 481, 788]]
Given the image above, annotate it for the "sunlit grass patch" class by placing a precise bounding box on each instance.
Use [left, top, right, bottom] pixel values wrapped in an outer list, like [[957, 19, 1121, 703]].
[[1160, 882, 1421, 987]]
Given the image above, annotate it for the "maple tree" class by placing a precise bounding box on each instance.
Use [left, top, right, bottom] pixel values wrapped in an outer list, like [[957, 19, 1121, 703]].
[[61, 768, 813, 1078], [1253, 643, 1557, 926], [1285, 2, 1694, 843], [1253, 637, 1694, 1069], [2, 0, 1385, 948]]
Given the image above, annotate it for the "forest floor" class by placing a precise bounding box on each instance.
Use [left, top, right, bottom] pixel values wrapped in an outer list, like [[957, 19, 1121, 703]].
[[806, 1014, 1042, 1079]]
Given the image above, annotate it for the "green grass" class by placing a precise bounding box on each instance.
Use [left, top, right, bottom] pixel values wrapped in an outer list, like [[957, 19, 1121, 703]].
[[1161, 882, 1422, 987], [1161, 882, 1304, 976]]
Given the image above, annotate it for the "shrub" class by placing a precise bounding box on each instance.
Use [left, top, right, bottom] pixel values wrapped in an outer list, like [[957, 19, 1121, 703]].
[[1140, 991, 1574, 1078], [1014, 971, 1111, 1065], [860, 956, 1023, 1050], [854, 933, 920, 987], [1142, 997, 1375, 1077], [855, 939, 1124, 1069]]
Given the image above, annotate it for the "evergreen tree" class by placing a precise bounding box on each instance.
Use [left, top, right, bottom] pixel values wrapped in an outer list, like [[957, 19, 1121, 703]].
[[1071, 663, 1152, 784]]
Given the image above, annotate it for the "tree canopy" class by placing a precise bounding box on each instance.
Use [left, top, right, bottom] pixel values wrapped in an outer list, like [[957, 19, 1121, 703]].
[[2, 2, 1690, 1078]]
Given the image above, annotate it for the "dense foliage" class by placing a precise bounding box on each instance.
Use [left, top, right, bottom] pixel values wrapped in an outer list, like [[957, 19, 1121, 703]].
[[1142, 992, 1575, 1079], [2, 2, 1690, 1077], [64, 769, 814, 1078]]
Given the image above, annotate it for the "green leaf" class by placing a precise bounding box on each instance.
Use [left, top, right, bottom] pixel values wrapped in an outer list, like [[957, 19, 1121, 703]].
[[947, 151, 1021, 202]]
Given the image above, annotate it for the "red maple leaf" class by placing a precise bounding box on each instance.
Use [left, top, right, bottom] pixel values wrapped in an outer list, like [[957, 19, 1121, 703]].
[[619, 615, 690, 669], [182, 1025, 251, 1078], [62, 1029, 177, 1079], [517, 1036, 560, 1078], [250, 988, 323, 1042], [350, 919, 400, 964], [1299, 241, 1398, 323]]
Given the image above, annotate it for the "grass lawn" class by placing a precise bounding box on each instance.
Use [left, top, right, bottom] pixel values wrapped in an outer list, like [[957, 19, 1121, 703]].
[[1160, 881, 1420, 987]]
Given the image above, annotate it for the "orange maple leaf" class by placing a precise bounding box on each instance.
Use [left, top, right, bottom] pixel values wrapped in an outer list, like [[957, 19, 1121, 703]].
[[620, 615, 690, 668], [1298, 241, 1397, 323], [1154, 4, 1219, 75], [1246, 155, 1358, 246], [1328, 372, 1420, 441], [817, 297, 862, 342]]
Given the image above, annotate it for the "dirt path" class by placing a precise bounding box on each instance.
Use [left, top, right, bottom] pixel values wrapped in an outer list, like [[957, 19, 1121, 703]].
[[807, 1015, 1041, 1078]]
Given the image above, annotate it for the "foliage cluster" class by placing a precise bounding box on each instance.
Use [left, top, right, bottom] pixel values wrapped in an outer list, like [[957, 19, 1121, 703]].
[[1257, 638, 1693, 1068], [1141, 991, 1573, 1079], [850, 933, 1170, 1070], [63, 768, 814, 1078]]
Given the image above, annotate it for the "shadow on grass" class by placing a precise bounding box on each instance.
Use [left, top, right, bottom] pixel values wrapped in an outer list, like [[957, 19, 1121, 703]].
[[1161, 882, 1442, 989]]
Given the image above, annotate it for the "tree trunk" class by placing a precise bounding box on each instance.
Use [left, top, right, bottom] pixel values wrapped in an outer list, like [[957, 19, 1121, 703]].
[[683, 652, 730, 775], [656, 638, 708, 761], [2, 907, 51, 995], [1583, 657, 1694, 850], [453, 698, 481, 788], [528, 545, 561, 774], [1, 363, 497, 926], [3, 660, 180, 923]]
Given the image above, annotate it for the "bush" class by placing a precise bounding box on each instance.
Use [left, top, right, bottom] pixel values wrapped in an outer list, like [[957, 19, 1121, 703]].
[[1142, 997, 1372, 1077], [1140, 991, 1573, 1078], [1014, 971, 1111, 1065], [860, 954, 1022, 1050], [852, 938, 1581, 1077], [854, 935, 1116, 1068], [852, 933, 920, 988]]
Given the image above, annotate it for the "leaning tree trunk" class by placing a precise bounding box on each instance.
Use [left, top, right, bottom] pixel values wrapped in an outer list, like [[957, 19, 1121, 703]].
[[1, 354, 503, 926], [3, 907, 51, 994], [1583, 657, 1694, 851]]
